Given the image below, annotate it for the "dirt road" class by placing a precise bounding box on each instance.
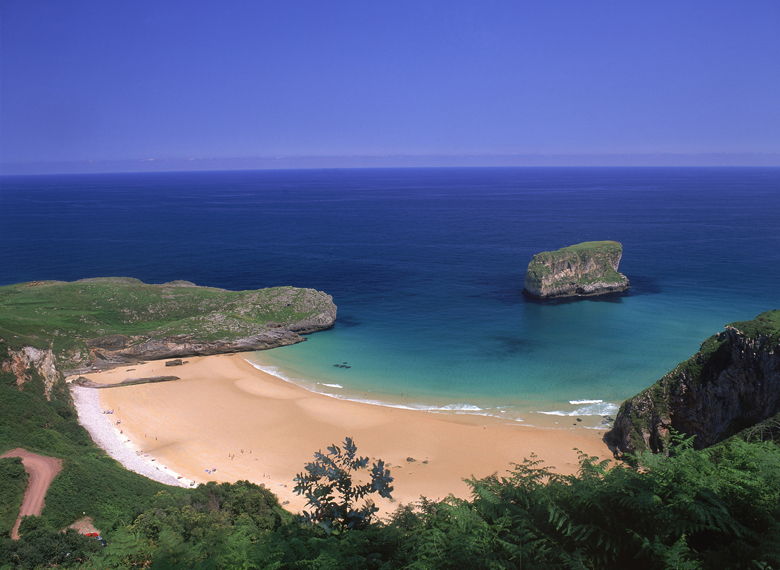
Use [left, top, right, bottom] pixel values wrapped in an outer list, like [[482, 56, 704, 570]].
[[1, 448, 63, 540]]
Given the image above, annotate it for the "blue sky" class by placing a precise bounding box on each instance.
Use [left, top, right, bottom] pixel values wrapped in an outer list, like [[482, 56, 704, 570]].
[[1, 1, 779, 173]]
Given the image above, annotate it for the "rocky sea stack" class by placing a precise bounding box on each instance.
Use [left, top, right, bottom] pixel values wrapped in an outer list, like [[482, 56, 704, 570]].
[[523, 241, 629, 299], [605, 310, 780, 456]]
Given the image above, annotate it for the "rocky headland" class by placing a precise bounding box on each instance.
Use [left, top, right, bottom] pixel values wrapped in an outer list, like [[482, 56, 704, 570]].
[[523, 241, 629, 299], [605, 310, 780, 455], [0, 277, 337, 390]]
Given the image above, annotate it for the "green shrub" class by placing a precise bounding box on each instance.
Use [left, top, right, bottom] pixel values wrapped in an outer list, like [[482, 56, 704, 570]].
[[0, 458, 27, 538]]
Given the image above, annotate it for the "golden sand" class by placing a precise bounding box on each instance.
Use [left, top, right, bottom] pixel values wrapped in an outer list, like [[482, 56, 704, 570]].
[[81, 354, 610, 512]]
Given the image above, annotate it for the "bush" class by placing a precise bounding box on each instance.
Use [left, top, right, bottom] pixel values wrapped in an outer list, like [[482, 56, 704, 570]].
[[0, 458, 26, 537], [293, 437, 394, 531]]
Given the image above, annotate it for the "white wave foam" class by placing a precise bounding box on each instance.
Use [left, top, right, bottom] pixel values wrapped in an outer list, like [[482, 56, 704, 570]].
[[326, 397, 485, 413], [569, 399, 603, 405], [246, 360, 293, 381], [538, 401, 619, 417], [434, 403, 483, 412], [244, 359, 524, 422]]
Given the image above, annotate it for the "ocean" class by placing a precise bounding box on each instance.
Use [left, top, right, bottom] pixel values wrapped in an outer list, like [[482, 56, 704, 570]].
[[2, 167, 779, 426]]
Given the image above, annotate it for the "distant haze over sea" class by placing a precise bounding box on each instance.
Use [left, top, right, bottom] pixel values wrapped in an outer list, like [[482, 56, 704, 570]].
[[3, 153, 780, 176], [2, 167, 779, 424]]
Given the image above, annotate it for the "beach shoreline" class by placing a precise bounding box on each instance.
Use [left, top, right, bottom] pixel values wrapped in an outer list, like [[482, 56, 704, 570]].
[[72, 353, 612, 512], [244, 354, 619, 430]]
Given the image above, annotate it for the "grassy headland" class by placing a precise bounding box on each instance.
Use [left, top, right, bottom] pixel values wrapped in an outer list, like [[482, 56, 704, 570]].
[[0, 277, 336, 369]]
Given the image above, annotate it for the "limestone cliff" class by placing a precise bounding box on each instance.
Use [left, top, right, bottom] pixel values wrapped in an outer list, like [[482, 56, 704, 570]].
[[523, 241, 629, 299], [605, 310, 780, 455], [0, 346, 59, 399], [81, 328, 305, 369]]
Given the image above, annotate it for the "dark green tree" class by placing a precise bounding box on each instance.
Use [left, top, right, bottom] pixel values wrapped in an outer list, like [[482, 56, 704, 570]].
[[293, 437, 393, 531]]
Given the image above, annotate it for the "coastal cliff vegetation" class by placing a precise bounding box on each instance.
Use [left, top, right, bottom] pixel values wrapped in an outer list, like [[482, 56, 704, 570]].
[[4, 435, 779, 568], [606, 310, 780, 455], [1, 282, 779, 568]]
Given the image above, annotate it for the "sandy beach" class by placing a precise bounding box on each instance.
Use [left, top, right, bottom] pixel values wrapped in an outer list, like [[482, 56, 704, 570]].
[[73, 354, 611, 512], [71, 386, 195, 488]]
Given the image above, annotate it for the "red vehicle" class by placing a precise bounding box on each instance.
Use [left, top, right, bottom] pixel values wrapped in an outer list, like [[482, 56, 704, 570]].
[[83, 532, 107, 546]]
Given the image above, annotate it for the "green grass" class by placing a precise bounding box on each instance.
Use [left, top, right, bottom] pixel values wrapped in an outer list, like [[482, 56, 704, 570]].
[[0, 457, 26, 537], [0, 278, 333, 367], [550, 240, 622, 253], [529, 241, 623, 266], [729, 310, 780, 341]]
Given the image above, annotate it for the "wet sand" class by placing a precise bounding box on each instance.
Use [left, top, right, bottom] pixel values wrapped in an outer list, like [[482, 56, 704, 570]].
[[76, 354, 610, 512]]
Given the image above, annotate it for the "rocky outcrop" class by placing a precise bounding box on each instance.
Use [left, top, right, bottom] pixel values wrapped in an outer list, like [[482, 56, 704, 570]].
[[79, 328, 306, 371], [524, 241, 629, 299], [1, 347, 60, 400], [71, 375, 180, 388], [605, 311, 780, 455]]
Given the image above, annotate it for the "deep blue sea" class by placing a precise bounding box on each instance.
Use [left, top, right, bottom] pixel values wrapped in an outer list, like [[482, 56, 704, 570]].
[[2, 167, 779, 426]]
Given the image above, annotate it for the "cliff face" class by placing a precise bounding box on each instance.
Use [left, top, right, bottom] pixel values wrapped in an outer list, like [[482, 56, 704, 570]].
[[605, 311, 780, 455], [523, 241, 629, 299], [81, 328, 305, 369], [0, 347, 59, 399]]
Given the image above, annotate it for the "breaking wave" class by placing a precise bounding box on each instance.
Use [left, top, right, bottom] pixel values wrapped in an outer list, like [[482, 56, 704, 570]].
[[537, 400, 619, 417]]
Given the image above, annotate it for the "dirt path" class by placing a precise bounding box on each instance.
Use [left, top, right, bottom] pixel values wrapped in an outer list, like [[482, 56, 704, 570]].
[[1, 448, 63, 540]]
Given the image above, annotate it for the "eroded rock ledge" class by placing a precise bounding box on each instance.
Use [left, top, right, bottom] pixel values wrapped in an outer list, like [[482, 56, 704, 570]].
[[523, 241, 629, 299], [77, 329, 307, 373]]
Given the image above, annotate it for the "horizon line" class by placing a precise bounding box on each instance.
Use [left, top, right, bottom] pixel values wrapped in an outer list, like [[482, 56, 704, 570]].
[[3, 152, 780, 176]]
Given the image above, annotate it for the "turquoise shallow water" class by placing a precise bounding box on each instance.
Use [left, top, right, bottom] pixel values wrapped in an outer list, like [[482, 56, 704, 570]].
[[2, 167, 779, 425], [250, 287, 758, 425]]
